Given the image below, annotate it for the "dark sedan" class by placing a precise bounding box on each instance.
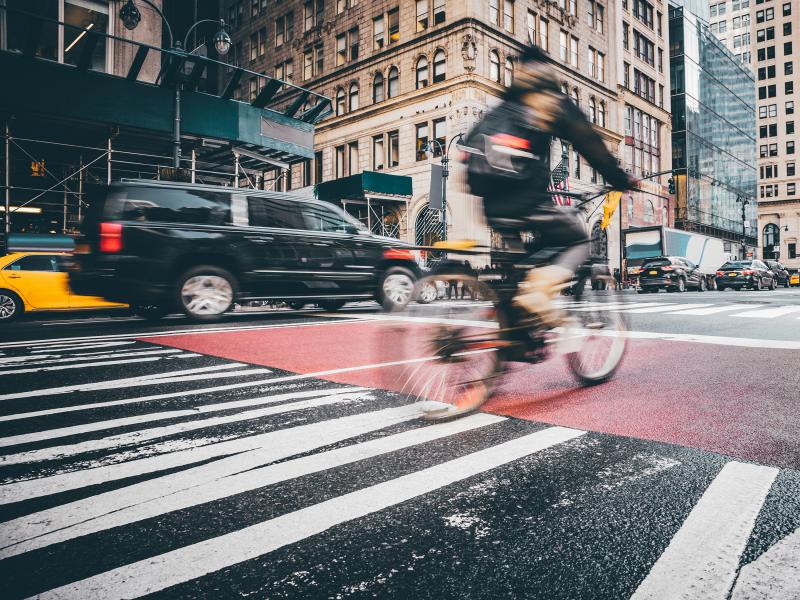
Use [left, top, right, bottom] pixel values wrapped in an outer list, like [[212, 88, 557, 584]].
[[764, 260, 791, 288], [637, 256, 709, 293], [714, 260, 777, 291]]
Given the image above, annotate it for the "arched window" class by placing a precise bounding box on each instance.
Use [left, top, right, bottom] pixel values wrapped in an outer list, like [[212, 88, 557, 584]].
[[763, 223, 780, 259], [489, 50, 500, 82], [561, 82, 568, 95], [626, 196, 634, 220], [416, 56, 429, 89], [589, 97, 597, 123], [504, 57, 514, 87], [590, 220, 608, 260], [644, 200, 655, 223], [571, 87, 579, 106], [433, 49, 446, 83], [387, 66, 399, 98], [598, 101, 607, 127], [415, 203, 444, 247], [373, 72, 385, 103], [348, 82, 359, 111], [335, 87, 346, 116]]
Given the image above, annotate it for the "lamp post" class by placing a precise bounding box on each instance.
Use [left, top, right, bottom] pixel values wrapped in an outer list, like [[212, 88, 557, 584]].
[[424, 132, 464, 243], [737, 194, 751, 259], [118, 0, 230, 170]]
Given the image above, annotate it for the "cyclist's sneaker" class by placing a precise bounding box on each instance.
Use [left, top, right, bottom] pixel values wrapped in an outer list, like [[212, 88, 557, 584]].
[[513, 265, 572, 328], [420, 381, 489, 421]]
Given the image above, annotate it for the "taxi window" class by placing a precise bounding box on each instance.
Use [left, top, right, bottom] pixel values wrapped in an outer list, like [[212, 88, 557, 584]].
[[5, 255, 59, 272]]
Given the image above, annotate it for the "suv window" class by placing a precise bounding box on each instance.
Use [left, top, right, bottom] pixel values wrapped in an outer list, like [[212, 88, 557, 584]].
[[248, 196, 304, 229], [117, 187, 231, 225], [642, 258, 671, 268], [301, 202, 357, 233], [753, 260, 767, 269], [4, 255, 59, 272]]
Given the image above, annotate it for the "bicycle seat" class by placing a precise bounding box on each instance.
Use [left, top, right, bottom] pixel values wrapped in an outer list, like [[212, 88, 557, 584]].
[[432, 239, 483, 250]]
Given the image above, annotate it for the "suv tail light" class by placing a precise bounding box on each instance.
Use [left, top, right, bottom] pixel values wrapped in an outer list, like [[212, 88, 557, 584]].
[[383, 248, 414, 261], [99, 222, 123, 253], [661, 265, 674, 271], [716, 271, 725, 276], [742, 270, 754, 275]]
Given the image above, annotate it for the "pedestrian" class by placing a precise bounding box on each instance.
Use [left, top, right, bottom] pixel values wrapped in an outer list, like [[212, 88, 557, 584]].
[[447, 278, 459, 300], [613, 268, 622, 290]]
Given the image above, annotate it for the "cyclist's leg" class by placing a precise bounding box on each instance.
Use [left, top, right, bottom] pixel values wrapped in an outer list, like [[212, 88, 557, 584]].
[[515, 206, 589, 325]]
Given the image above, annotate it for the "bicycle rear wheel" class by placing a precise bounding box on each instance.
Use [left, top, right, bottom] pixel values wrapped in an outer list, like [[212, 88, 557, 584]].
[[387, 274, 503, 420], [563, 275, 628, 385]]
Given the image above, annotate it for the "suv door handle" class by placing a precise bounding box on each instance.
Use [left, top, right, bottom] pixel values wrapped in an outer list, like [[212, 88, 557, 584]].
[[245, 235, 273, 243], [312, 242, 331, 247]]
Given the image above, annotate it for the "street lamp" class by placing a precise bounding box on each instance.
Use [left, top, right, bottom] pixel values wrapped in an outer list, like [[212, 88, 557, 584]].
[[118, 1, 230, 169], [737, 194, 752, 259], [424, 132, 464, 243]]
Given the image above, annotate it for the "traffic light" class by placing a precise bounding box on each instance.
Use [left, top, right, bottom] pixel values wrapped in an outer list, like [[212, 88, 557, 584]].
[[668, 177, 675, 195]]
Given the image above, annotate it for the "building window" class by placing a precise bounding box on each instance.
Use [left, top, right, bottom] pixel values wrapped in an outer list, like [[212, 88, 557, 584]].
[[560, 30, 568, 62], [349, 27, 359, 61], [349, 83, 359, 111], [763, 224, 779, 256], [373, 15, 385, 49], [433, 117, 447, 156], [388, 8, 400, 43], [416, 123, 429, 161], [570, 36, 578, 68], [789, 243, 797, 259], [337, 0, 346, 15], [787, 100, 795, 114], [388, 130, 400, 167], [527, 11, 537, 44], [388, 67, 400, 98], [334, 88, 347, 116], [434, 0, 446, 25], [336, 34, 346, 66], [249, 77, 258, 102], [250, 33, 258, 61], [303, 49, 313, 80], [489, 50, 501, 82], [788, 121, 796, 135], [540, 18, 549, 51], [416, 56, 429, 88], [275, 13, 294, 47], [348, 141, 360, 175], [373, 135, 385, 170], [788, 183, 796, 195], [489, 0, 499, 25], [432, 49, 446, 83], [504, 57, 514, 87], [598, 101, 606, 127], [788, 141, 796, 154], [503, 0, 515, 32], [416, 0, 429, 31], [589, 97, 597, 123], [335, 145, 345, 178], [314, 150, 323, 183], [373, 72, 385, 103]]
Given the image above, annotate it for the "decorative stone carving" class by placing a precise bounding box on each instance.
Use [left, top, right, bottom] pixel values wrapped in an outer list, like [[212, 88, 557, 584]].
[[462, 34, 477, 72]]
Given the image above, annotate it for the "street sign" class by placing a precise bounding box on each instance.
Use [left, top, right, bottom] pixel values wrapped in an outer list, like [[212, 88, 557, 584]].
[[743, 220, 751, 229]]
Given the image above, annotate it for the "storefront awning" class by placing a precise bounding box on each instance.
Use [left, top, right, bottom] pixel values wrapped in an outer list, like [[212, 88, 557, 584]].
[[315, 171, 413, 203]]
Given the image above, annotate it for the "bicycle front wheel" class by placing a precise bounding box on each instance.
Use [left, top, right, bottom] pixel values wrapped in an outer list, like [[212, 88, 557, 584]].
[[388, 274, 503, 420], [563, 274, 628, 385]]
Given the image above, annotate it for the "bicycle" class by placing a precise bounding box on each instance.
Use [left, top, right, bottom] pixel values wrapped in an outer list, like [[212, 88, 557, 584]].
[[384, 191, 629, 420]]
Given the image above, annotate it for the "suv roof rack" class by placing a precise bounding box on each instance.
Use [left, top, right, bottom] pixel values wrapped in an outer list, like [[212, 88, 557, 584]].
[[116, 178, 319, 202]]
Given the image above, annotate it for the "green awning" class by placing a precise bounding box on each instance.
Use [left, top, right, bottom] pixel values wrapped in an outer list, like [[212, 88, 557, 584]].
[[315, 171, 413, 202]]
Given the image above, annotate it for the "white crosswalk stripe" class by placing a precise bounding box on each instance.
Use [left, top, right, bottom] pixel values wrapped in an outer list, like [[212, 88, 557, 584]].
[[0, 338, 795, 600], [731, 305, 800, 319]]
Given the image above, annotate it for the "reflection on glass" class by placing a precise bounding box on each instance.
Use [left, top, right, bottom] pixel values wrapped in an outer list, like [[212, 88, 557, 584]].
[[63, 0, 108, 72], [4, 0, 59, 60]]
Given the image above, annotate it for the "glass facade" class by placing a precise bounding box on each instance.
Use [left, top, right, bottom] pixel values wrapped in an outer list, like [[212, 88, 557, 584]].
[[669, 5, 757, 241]]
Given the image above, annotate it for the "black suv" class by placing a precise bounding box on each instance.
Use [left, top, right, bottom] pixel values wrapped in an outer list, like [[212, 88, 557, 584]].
[[637, 256, 709, 293], [68, 181, 421, 321], [764, 260, 790, 288]]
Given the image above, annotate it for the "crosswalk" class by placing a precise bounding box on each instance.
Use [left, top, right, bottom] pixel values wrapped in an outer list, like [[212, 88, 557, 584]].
[[1, 338, 799, 599], [559, 299, 800, 320]]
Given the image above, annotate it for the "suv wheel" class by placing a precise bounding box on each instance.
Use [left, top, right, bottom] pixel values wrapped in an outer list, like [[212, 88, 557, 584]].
[[318, 299, 346, 311], [176, 266, 236, 322], [0, 290, 23, 322], [132, 304, 171, 321], [417, 281, 438, 304], [380, 266, 416, 311], [697, 277, 707, 292]]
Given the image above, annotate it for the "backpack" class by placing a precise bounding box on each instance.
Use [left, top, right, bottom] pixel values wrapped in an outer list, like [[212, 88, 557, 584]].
[[462, 100, 548, 197]]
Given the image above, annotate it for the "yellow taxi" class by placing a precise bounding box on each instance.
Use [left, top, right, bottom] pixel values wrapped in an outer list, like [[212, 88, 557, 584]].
[[791, 273, 800, 287], [0, 252, 125, 322]]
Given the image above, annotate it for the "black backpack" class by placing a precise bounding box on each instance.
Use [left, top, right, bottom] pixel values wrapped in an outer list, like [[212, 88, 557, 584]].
[[463, 100, 547, 197]]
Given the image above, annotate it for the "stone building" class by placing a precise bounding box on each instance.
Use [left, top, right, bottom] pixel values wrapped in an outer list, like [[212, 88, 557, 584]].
[[224, 0, 646, 266]]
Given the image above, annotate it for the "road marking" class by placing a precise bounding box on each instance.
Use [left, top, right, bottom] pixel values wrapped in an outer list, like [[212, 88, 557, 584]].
[[0, 363, 255, 402], [32, 426, 585, 600], [0, 348, 183, 367], [0, 354, 441, 423], [0, 355, 184, 376], [0, 403, 426, 504], [30, 341, 137, 353], [603, 330, 800, 350], [0, 413, 506, 558], [731, 305, 800, 319], [616, 303, 683, 313], [1, 391, 372, 465], [631, 461, 778, 600], [730, 527, 800, 600], [665, 304, 765, 316], [0, 387, 364, 448], [0, 317, 373, 350]]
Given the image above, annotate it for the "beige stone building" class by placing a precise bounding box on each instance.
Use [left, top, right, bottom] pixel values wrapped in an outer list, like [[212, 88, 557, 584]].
[[224, 0, 652, 267]]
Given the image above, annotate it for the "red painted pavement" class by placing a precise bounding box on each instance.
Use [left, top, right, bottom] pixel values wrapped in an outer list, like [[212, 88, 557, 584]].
[[140, 320, 800, 469]]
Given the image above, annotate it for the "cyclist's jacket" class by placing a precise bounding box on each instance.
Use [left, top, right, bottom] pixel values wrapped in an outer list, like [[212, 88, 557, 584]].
[[470, 90, 630, 219]]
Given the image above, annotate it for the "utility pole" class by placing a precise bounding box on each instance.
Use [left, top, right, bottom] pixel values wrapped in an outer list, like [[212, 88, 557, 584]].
[[738, 195, 750, 259]]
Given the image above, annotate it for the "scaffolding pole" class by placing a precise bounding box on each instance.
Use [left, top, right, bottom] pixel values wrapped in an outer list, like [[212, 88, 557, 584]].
[[62, 178, 68, 233], [191, 148, 196, 184], [4, 122, 9, 234], [107, 137, 112, 184], [78, 155, 84, 222], [233, 151, 240, 188]]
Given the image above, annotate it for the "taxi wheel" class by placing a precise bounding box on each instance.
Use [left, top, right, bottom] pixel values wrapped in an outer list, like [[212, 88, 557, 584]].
[[0, 290, 23, 322]]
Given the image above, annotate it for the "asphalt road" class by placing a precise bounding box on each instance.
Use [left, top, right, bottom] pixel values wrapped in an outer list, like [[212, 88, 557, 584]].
[[1, 289, 800, 599]]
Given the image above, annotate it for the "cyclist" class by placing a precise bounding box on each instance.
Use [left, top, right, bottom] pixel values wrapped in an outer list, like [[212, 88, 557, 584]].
[[480, 45, 636, 327]]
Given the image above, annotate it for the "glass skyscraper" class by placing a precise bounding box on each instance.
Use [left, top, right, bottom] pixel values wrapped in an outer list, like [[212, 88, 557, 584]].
[[669, 3, 758, 253]]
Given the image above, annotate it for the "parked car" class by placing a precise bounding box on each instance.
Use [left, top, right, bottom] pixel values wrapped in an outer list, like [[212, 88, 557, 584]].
[[637, 256, 709, 293], [714, 260, 777, 291], [790, 273, 800, 287], [764, 260, 791, 288], [0, 251, 126, 322], [68, 181, 422, 322]]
